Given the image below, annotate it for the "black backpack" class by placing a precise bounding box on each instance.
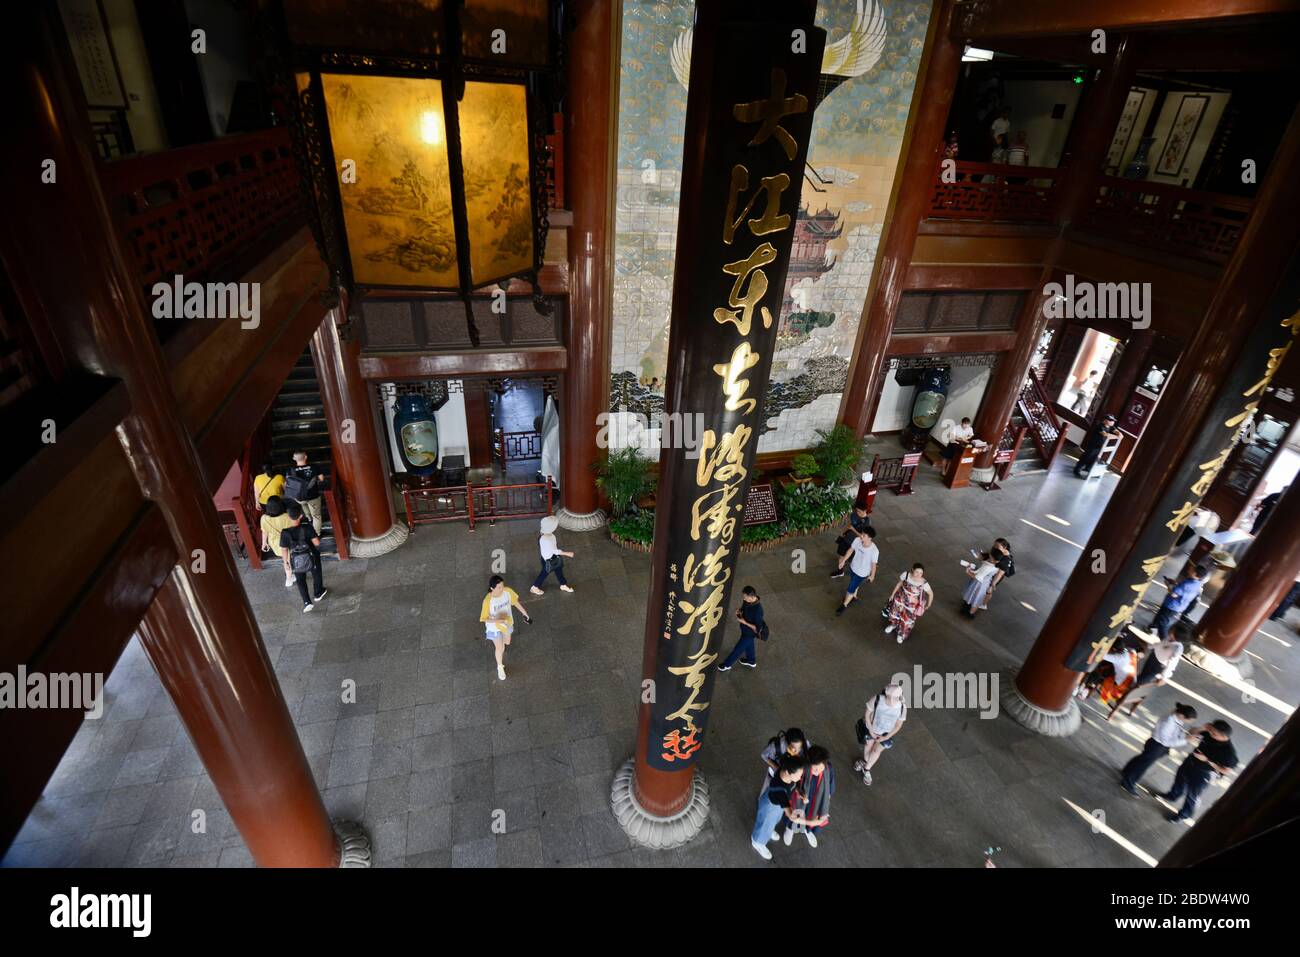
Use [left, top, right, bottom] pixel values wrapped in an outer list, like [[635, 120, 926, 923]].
[[285, 469, 317, 502], [289, 537, 314, 574]]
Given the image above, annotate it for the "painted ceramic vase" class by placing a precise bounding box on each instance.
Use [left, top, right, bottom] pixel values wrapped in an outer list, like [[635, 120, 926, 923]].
[[393, 394, 439, 476]]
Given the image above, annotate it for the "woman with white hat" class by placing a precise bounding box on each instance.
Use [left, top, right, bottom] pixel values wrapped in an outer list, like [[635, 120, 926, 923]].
[[531, 515, 575, 595], [853, 683, 907, 786]]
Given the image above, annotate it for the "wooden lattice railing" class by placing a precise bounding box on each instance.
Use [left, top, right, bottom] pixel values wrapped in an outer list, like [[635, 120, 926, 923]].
[[869, 453, 921, 496], [1081, 176, 1251, 265], [404, 478, 554, 531], [927, 160, 1063, 223], [101, 128, 305, 293]]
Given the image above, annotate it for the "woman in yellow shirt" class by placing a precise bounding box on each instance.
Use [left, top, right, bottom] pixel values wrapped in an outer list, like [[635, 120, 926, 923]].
[[259, 496, 297, 587], [479, 575, 531, 681], [253, 462, 285, 509]]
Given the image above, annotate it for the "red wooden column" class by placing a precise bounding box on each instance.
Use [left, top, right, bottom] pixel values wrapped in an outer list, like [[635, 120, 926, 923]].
[[8, 6, 346, 866], [972, 37, 1138, 472], [1003, 104, 1300, 736], [311, 303, 409, 556], [1196, 480, 1300, 660], [612, 0, 823, 849], [838, 0, 961, 438], [556, 0, 620, 531]]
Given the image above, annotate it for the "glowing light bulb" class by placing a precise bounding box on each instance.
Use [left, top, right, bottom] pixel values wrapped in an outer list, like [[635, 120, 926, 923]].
[[420, 110, 442, 146]]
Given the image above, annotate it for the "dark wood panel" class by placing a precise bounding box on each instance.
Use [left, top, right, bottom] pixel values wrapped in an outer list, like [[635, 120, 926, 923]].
[[911, 233, 1052, 266], [905, 264, 1042, 290], [359, 347, 568, 380], [887, 331, 1019, 355], [0, 431, 146, 667], [954, 0, 1295, 40], [1, 504, 176, 851]]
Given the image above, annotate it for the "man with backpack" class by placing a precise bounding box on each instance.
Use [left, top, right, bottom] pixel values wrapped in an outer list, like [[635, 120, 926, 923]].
[[717, 585, 766, 672], [285, 451, 326, 534], [280, 501, 328, 613]]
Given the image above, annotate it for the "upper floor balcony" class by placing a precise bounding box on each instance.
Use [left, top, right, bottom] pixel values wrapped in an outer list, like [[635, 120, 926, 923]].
[[926, 161, 1253, 266]]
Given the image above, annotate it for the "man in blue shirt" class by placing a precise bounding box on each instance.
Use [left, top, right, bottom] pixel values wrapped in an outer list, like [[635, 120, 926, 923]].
[[1151, 566, 1204, 640]]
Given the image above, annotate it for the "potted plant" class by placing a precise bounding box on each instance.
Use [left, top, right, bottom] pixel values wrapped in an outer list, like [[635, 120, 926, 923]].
[[812, 424, 864, 490], [592, 446, 652, 519], [790, 453, 819, 485]]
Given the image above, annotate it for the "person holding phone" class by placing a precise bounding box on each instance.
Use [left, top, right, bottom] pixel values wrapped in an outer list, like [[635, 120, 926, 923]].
[[717, 585, 765, 672], [480, 575, 531, 681]]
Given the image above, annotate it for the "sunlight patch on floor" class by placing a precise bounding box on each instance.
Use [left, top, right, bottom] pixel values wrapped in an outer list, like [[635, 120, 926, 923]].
[[1064, 798, 1158, 866]]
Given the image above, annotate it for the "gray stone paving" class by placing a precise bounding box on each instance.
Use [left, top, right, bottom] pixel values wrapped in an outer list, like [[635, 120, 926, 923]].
[[5, 450, 1296, 868]]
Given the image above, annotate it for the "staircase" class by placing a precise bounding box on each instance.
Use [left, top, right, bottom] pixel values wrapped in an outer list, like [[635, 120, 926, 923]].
[[1016, 368, 1070, 469], [267, 347, 339, 558], [1007, 409, 1046, 474]]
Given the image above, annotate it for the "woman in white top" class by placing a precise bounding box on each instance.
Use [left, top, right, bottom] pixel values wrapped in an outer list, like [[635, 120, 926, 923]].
[[962, 552, 999, 619], [853, 683, 906, 785], [530, 515, 575, 595], [882, 563, 934, 644]]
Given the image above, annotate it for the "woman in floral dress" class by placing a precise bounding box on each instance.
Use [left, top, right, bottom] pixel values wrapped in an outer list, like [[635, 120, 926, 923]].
[[882, 563, 933, 644]]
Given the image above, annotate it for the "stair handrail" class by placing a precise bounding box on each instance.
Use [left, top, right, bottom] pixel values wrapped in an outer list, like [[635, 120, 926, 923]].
[[231, 440, 263, 570], [1017, 368, 1068, 467]]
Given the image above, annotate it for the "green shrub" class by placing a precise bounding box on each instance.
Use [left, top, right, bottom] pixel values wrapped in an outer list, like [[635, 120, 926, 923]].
[[777, 482, 853, 533], [609, 508, 655, 545], [791, 453, 819, 479], [740, 521, 784, 545], [593, 446, 652, 518], [812, 424, 864, 486]]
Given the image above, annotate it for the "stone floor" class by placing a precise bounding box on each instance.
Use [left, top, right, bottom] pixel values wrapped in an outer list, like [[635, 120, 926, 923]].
[[5, 449, 1297, 868]]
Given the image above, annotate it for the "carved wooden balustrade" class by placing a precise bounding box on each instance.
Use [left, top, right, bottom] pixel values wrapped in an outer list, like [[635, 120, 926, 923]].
[[1081, 176, 1252, 265], [100, 128, 305, 294], [1018, 368, 1069, 467], [927, 160, 1063, 223]]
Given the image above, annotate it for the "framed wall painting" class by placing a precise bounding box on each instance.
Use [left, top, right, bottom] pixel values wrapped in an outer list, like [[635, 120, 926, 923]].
[[1155, 93, 1209, 178], [1105, 88, 1147, 173]]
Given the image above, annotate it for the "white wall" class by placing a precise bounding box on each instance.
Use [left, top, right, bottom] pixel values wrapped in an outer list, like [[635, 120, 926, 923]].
[[998, 79, 1084, 168], [101, 0, 168, 151], [870, 365, 991, 435], [435, 391, 470, 467]]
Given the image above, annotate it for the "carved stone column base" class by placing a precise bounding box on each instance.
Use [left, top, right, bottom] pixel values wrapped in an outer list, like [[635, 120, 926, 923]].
[[610, 758, 710, 850], [1185, 643, 1254, 681], [1000, 672, 1082, 736], [333, 820, 372, 868], [557, 507, 607, 532], [970, 466, 996, 484], [348, 522, 409, 558]]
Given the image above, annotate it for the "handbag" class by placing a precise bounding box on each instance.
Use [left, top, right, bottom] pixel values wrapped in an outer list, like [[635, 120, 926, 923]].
[[758, 621, 770, 642], [854, 717, 869, 746]]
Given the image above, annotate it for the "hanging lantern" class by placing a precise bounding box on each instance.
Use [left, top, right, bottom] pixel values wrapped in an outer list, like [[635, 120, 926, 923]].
[[272, 0, 560, 344]]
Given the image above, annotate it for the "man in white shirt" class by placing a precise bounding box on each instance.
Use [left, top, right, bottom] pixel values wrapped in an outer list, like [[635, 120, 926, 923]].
[[938, 417, 975, 469], [835, 528, 879, 616], [1121, 703, 1198, 795], [1134, 623, 1186, 687], [989, 108, 1010, 157]]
